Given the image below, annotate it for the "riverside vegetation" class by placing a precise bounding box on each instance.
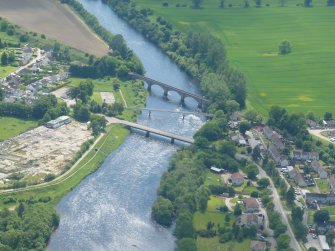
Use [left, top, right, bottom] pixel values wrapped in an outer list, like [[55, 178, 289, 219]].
[[0, 6, 146, 249]]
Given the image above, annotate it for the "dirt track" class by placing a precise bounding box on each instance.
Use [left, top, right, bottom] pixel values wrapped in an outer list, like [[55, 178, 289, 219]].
[[0, 0, 109, 57]]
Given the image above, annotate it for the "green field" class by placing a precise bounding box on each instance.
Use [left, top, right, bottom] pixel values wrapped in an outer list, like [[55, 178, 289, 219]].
[[315, 178, 331, 193], [136, 0, 335, 115], [0, 117, 38, 141]]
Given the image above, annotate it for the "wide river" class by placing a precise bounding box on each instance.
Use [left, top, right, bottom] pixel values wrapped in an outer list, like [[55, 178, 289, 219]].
[[47, 1, 204, 250]]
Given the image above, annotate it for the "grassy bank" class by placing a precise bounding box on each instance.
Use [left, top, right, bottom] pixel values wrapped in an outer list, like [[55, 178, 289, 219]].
[[135, 0, 335, 116], [0, 117, 38, 141], [0, 124, 129, 208]]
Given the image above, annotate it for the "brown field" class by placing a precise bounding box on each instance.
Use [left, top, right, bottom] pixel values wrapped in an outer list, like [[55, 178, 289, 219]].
[[0, 0, 109, 57]]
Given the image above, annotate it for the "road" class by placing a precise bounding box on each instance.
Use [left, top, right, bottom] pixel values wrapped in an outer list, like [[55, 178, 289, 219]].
[[309, 129, 335, 143], [105, 117, 194, 144], [235, 154, 302, 251]]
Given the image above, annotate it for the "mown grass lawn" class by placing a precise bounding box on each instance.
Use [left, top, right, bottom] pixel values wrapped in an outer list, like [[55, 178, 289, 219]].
[[0, 117, 38, 141], [0, 65, 17, 78], [315, 178, 331, 193], [197, 236, 250, 251], [136, 0, 335, 116]]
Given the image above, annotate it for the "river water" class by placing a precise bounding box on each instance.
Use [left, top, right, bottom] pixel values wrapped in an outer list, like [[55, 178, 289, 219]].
[[47, 1, 204, 250]]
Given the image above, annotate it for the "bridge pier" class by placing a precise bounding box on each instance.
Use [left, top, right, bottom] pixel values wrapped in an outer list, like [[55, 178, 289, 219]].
[[147, 83, 152, 92], [163, 88, 168, 99], [197, 100, 204, 110], [145, 131, 150, 138], [180, 95, 186, 106], [148, 110, 151, 118], [171, 138, 175, 144]]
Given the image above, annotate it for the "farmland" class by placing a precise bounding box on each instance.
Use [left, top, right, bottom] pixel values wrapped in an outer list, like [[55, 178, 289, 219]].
[[0, 0, 109, 56], [135, 0, 335, 115]]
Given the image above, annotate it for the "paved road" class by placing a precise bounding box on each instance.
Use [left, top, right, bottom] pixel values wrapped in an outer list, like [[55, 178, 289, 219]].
[[309, 129, 335, 143], [14, 48, 43, 74], [235, 154, 302, 251]]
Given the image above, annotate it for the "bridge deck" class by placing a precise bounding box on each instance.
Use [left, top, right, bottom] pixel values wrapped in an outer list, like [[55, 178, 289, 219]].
[[106, 117, 194, 144], [129, 72, 210, 103]]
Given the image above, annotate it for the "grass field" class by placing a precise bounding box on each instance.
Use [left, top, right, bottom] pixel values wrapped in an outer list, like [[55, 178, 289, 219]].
[[0, 117, 38, 141], [136, 0, 335, 116], [315, 178, 331, 193]]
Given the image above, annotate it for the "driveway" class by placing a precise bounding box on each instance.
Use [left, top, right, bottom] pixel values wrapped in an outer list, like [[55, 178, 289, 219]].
[[309, 129, 335, 143]]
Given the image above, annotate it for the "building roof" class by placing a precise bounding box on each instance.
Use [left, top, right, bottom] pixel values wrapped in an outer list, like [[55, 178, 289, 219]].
[[231, 172, 244, 180], [319, 235, 330, 250], [243, 197, 259, 209]]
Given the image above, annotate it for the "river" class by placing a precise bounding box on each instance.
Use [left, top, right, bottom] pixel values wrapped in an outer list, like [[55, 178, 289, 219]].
[[47, 1, 204, 250]]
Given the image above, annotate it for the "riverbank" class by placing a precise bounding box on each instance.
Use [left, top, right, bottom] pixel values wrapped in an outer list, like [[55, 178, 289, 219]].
[[0, 0, 109, 56]]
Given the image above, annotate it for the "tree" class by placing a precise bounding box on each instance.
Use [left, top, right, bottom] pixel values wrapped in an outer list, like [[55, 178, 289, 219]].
[[1, 51, 8, 65], [252, 145, 261, 161], [239, 121, 251, 135], [302, 141, 313, 152], [277, 234, 290, 250], [285, 187, 295, 205], [257, 178, 270, 188], [191, 0, 202, 8], [176, 238, 197, 251], [255, 0, 262, 7], [246, 164, 259, 180], [279, 40, 292, 55], [225, 100, 239, 115], [90, 114, 107, 135], [327, 0, 335, 6], [326, 230, 335, 246], [314, 210, 329, 224], [151, 197, 174, 227], [196, 185, 210, 212], [220, 0, 225, 8], [234, 204, 242, 216], [245, 109, 263, 125], [280, 0, 286, 7], [304, 0, 312, 7], [292, 207, 304, 222], [0, 88, 3, 101], [16, 203, 25, 218], [324, 112, 333, 121], [174, 211, 195, 239]]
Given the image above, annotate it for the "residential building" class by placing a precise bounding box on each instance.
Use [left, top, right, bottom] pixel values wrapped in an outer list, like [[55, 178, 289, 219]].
[[329, 176, 335, 194], [230, 172, 244, 186], [237, 213, 264, 230], [305, 193, 335, 205], [46, 116, 71, 129], [311, 160, 328, 179], [288, 170, 307, 187], [307, 119, 318, 129], [210, 167, 224, 174], [317, 222, 335, 235], [243, 198, 259, 213], [318, 235, 331, 251], [290, 151, 319, 161], [268, 144, 288, 167]]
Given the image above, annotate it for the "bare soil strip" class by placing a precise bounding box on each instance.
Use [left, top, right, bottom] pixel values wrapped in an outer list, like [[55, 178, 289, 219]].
[[0, 0, 109, 57]]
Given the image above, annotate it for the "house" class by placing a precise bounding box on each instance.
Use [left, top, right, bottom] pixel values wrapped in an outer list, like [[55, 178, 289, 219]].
[[46, 116, 71, 129], [231, 172, 244, 186], [243, 198, 259, 213], [231, 133, 246, 146], [263, 126, 285, 150], [319, 235, 331, 251], [329, 176, 335, 194], [305, 193, 335, 205], [307, 119, 318, 129], [250, 240, 266, 251], [288, 170, 307, 187], [237, 213, 264, 230], [290, 151, 319, 161], [268, 144, 288, 167], [326, 120, 335, 128], [311, 160, 328, 179], [230, 112, 242, 122]]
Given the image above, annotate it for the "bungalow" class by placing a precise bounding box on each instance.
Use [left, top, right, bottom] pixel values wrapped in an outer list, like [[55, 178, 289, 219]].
[[289, 170, 307, 187], [237, 213, 264, 230], [305, 193, 335, 205], [231, 172, 244, 186], [243, 197, 260, 213], [290, 151, 319, 161], [311, 160, 328, 179], [268, 144, 288, 167], [250, 240, 267, 251]]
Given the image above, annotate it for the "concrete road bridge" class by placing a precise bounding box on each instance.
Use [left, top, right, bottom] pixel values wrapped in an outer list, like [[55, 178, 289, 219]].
[[106, 117, 194, 144]]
